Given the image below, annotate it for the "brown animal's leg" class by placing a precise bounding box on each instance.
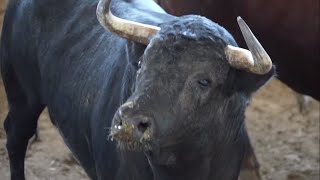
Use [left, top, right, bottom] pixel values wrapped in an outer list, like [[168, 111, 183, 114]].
[[239, 144, 261, 180], [295, 92, 312, 115], [239, 130, 261, 180]]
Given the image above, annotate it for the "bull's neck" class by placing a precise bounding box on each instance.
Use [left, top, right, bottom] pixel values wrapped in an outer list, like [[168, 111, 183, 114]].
[[149, 140, 245, 180], [150, 156, 211, 180], [149, 149, 242, 180]]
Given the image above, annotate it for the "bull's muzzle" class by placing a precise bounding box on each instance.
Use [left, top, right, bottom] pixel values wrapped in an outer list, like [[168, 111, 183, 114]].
[[111, 101, 153, 144]]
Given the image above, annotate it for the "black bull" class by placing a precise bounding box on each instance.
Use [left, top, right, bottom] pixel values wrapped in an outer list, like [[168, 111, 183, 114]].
[[0, 0, 274, 179]]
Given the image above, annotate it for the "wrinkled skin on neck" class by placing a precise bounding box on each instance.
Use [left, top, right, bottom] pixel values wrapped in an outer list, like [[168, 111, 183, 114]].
[[112, 16, 274, 180]]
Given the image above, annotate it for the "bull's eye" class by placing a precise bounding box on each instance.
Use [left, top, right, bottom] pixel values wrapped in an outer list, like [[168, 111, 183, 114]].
[[197, 79, 211, 88]]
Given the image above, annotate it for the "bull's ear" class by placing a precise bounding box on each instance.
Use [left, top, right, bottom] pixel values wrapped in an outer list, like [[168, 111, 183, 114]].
[[229, 65, 276, 94]]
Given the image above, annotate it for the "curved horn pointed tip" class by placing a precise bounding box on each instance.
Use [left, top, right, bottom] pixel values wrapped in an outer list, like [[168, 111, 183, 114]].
[[237, 16, 249, 30], [237, 16, 242, 22]]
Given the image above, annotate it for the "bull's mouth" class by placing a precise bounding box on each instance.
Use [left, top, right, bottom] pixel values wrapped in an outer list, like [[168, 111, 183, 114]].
[[115, 139, 153, 151]]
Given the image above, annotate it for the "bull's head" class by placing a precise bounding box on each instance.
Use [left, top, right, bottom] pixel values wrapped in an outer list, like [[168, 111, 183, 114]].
[[97, 0, 273, 171]]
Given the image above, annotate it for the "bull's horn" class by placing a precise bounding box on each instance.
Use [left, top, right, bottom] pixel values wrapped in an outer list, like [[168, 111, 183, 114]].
[[96, 0, 161, 45], [225, 17, 272, 74]]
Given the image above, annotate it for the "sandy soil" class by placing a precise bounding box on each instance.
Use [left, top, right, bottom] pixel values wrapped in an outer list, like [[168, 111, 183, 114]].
[[0, 1, 319, 179]]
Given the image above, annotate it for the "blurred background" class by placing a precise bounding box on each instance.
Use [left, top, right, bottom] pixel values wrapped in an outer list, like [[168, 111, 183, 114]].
[[0, 0, 319, 179], [0, 0, 6, 32]]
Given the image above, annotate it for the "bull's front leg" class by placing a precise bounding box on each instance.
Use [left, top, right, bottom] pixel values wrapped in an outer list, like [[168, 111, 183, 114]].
[[4, 103, 44, 180]]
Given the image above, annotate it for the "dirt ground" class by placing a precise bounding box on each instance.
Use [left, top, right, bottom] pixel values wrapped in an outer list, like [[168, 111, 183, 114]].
[[0, 1, 319, 179]]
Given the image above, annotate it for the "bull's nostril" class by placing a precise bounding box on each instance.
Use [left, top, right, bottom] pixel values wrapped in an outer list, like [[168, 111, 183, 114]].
[[137, 122, 150, 133]]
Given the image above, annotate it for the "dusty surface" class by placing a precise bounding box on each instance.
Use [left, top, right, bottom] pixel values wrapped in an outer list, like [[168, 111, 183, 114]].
[[245, 80, 319, 180], [0, 1, 319, 179]]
